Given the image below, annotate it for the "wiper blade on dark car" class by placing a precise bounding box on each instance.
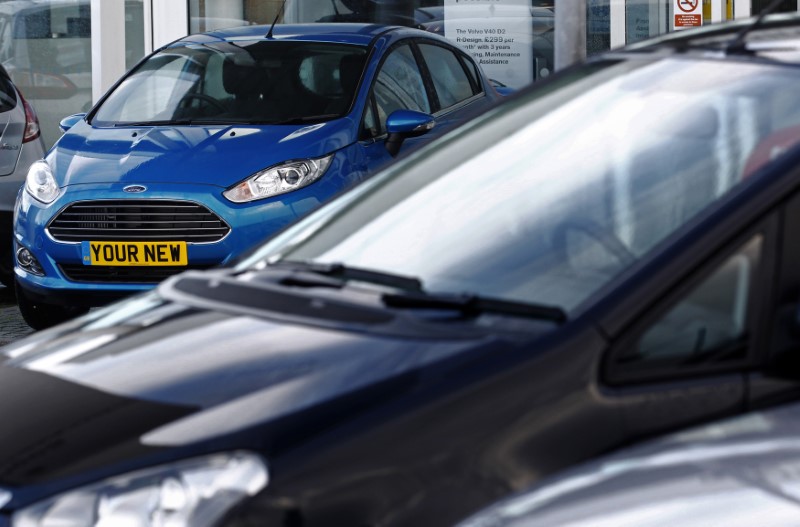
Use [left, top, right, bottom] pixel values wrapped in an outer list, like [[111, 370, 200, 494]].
[[267, 260, 424, 292], [382, 291, 567, 324], [265, 261, 565, 323]]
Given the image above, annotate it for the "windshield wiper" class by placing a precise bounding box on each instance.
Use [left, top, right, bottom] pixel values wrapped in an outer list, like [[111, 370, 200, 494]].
[[115, 119, 192, 127], [267, 260, 423, 292], [266, 261, 566, 323], [382, 291, 567, 324], [114, 119, 244, 127], [270, 114, 341, 125]]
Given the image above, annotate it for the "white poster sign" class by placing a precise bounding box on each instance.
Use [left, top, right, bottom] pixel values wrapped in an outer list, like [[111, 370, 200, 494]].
[[444, 0, 534, 89], [673, 0, 703, 30]]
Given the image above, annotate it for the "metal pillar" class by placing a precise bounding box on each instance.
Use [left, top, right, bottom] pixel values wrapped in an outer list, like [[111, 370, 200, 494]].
[[147, 0, 190, 51], [555, 0, 587, 70]]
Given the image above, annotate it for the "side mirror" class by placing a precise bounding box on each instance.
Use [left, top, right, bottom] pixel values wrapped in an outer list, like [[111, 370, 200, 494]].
[[489, 78, 515, 96], [385, 110, 435, 157], [59, 113, 86, 134]]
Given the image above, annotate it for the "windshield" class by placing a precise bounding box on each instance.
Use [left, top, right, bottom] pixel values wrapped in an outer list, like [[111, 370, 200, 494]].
[[239, 57, 800, 312], [93, 40, 368, 126]]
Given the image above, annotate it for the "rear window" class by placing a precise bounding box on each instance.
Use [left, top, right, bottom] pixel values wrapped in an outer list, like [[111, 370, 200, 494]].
[[0, 74, 17, 113]]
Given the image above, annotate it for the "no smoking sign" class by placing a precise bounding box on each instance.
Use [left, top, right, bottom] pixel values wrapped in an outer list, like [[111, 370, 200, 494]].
[[674, 0, 702, 29]]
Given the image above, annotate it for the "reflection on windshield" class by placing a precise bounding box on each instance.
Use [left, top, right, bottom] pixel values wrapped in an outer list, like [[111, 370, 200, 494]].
[[242, 59, 800, 311], [93, 41, 367, 126]]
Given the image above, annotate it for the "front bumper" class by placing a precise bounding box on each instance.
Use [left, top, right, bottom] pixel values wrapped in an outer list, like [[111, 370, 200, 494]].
[[14, 180, 330, 307]]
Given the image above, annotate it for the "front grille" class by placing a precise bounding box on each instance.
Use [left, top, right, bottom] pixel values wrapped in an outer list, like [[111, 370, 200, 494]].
[[60, 264, 213, 283], [48, 200, 230, 243]]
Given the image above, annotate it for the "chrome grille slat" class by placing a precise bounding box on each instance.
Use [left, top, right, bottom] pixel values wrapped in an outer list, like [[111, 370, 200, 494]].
[[48, 200, 230, 243]]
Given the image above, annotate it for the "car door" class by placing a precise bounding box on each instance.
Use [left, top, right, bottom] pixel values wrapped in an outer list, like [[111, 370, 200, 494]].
[[358, 40, 490, 171], [359, 42, 435, 171], [600, 215, 779, 440]]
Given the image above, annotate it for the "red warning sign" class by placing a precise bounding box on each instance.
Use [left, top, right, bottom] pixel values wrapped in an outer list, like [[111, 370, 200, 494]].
[[675, 14, 702, 27], [674, 0, 702, 30]]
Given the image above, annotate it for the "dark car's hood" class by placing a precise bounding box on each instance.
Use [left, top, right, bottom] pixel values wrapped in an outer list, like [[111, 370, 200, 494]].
[[50, 118, 357, 187], [0, 276, 518, 489]]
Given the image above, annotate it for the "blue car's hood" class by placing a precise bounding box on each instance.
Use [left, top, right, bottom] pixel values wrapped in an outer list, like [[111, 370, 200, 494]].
[[50, 119, 357, 187]]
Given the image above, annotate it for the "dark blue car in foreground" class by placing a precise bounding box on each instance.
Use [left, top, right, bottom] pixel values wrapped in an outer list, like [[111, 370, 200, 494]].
[[13, 23, 498, 328]]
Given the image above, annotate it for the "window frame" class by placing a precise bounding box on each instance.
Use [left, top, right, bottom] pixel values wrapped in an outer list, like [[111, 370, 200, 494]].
[[602, 214, 779, 386], [415, 40, 483, 112], [358, 37, 487, 141], [358, 39, 434, 140]]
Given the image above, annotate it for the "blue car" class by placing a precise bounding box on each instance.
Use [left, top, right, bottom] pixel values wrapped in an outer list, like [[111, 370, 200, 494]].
[[13, 23, 499, 329]]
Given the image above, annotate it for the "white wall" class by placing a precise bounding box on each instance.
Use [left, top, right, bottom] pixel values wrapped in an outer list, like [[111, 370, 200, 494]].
[[146, 0, 190, 52]]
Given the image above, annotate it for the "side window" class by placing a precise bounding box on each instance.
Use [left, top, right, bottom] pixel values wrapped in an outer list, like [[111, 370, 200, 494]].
[[608, 235, 762, 383], [363, 96, 378, 138], [418, 43, 475, 109], [464, 56, 482, 94], [369, 44, 430, 136]]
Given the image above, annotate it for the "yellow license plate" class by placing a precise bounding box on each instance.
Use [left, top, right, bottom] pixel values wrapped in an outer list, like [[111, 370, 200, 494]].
[[81, 241, 188, 266]]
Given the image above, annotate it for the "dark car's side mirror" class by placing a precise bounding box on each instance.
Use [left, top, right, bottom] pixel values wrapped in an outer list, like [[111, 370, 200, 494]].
[[59, 113, 86, 134], [385, 110, 435, 157]]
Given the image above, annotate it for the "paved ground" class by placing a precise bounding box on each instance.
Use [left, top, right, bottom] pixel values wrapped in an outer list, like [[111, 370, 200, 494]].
[[0, 285, 34, 346]]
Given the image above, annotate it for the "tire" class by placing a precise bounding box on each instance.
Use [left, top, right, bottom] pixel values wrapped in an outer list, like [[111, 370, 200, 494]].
[[15, 281, 89, 330], [0, 244, 14, 288], [0, 213, 15, 289]]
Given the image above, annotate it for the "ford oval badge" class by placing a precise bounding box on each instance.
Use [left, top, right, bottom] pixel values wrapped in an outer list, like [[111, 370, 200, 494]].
[[123, 185, 147, 193]]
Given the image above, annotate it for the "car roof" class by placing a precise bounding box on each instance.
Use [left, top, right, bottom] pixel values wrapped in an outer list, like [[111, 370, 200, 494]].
[[174, 23, 427, 47], [622, 11, 800, 59]]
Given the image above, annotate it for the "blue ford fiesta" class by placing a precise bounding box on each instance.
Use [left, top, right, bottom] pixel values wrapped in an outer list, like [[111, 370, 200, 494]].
[[13, 23, 499, 329]]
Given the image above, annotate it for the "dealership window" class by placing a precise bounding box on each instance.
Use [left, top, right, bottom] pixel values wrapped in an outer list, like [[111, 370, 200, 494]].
[[188, 0, 555, 89], [0, 0, 92, 147], [0, 0, 146, 148], [186, 0, 795, 94], [126, 0, 144, 71], [11, 0, 782, 150]]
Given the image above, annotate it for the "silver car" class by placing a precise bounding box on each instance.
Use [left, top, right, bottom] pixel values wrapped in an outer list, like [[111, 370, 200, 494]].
[[0, 64, 45, 286], [459, 402, 800, 527]]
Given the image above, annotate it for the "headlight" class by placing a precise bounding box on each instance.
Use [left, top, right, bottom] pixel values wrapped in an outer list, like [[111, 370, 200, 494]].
[[25, 160, 59, 204], [13, 451, 268, 527], [223, 155, 333, 203]]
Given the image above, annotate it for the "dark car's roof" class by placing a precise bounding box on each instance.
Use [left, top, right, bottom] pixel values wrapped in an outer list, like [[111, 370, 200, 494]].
[[623, 11, 800, 59], [175, 23, 417, 47]]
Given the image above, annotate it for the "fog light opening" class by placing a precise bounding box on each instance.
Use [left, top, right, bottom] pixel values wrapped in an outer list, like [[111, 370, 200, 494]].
[[16, 248, 44, 276]]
